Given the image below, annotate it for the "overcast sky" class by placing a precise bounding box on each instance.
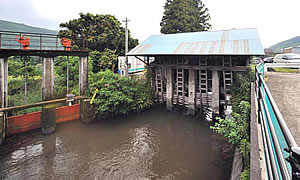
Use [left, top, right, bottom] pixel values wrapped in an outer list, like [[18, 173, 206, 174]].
[[0, 0, 299, 48]]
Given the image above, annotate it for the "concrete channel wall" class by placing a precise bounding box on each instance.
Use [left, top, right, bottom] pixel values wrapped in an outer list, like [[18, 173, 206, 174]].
[[250, 83, 267, 180]]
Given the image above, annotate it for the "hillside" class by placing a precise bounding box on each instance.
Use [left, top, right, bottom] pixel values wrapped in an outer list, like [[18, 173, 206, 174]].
[[269, 36, 300, 53], [0, 19, 57, 34]]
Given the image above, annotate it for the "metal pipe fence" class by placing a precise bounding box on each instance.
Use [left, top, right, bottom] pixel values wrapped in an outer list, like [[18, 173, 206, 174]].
[[0, 31, 87, 51], [255, 62, 300, 179]]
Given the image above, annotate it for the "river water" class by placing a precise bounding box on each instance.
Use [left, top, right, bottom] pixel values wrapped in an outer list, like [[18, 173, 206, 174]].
[[0, 107, 233, 180]]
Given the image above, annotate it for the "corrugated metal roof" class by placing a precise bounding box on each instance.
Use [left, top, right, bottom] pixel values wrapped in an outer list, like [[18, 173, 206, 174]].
[[127, 28, 264, 56]]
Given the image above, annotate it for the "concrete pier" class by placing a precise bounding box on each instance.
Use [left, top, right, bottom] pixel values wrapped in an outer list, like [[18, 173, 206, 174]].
[[187, 69, 195, 115], [80, 99, 94, 124], [42, 57, 54, 101], [166, 68, 173, 111], [79, 56, 88, 96], [41, 104, 56, 134], [212, 70, 219, 116]]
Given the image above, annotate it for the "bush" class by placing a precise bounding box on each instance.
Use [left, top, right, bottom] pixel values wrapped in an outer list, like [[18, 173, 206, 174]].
[[87, 70, 153, 119], [210, 69, 253, 180]]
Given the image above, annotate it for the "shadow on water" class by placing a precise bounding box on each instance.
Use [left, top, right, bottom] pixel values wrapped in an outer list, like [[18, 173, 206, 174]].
[[0, 105, 233, 180]]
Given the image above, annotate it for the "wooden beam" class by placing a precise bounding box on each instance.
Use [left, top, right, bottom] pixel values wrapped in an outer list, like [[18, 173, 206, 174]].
[[149, 64, 249, 71], [0, 96, 86, 112]]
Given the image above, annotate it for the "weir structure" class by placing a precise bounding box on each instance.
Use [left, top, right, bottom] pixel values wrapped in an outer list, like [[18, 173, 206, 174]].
[[0, 31, 89, 145], [128, 28, 264, 117]]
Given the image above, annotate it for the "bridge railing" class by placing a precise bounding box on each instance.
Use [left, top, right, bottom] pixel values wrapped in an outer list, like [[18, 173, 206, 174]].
[[255, 62, 300, 179], [0, 31, 87, 51]]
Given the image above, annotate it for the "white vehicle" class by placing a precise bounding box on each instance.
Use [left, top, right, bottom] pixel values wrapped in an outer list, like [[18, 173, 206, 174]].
[[273, 53, 300, 63], [118, 56, 154, 75]]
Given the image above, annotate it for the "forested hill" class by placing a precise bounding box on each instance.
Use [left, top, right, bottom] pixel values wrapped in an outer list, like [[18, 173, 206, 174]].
[[0, 19, 57, 34], [269, 36, 300, 53]]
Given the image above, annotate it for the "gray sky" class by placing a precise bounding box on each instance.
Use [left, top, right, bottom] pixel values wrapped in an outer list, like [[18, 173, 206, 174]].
[[1, 0, 299, 48]]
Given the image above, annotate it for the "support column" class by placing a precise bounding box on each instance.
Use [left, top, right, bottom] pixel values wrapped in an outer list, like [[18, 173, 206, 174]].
[[166, 68, 173, 110], [41, 57, 55, 134], [80, 99, 95, 124], [187, 69, 196, 115], [0, 57, 8, 145], [212, 70, 220, 116], [42, 57, 54, 101], [79, 56, 88, 96]]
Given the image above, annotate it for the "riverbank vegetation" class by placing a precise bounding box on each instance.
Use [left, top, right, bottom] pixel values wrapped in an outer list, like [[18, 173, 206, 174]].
[[211, 68, 254, 180], [87, 70, 153, 119]]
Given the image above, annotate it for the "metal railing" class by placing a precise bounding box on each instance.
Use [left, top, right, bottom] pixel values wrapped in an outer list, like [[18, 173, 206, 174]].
[[255, 62, 300, 179], [0, 31, 87, 51]]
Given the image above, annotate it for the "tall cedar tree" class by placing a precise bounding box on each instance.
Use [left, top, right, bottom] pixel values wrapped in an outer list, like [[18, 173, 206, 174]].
[[58, 13, 138, 55], [160, 0, 211, 34]]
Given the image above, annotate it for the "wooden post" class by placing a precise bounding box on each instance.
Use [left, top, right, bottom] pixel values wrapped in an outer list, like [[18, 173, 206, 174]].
[[0, 57, 8, 145], [187, 69, 196, 115], [79, 56, 88, 96], [166, 68, 173, 110], [212, 70, 219, 116], [80, 99, 95, 124], [42, 57, 54, 101]]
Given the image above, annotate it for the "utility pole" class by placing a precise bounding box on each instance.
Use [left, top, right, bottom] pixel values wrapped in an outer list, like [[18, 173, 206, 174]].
[[122, 17, 130, 77]]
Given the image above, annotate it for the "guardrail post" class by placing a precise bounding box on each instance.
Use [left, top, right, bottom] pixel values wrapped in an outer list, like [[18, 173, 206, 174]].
[[286, 147, 300, 180]]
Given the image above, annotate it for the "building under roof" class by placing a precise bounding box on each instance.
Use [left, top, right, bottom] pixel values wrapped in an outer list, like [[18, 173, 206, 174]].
[[126, 28, 264, 119]]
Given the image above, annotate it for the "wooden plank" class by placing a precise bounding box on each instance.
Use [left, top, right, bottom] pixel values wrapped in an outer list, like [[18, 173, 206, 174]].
[[149, 64, 249, 71]]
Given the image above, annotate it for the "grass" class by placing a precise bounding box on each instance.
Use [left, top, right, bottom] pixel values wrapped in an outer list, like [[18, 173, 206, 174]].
[[272, 67, 299, 73]]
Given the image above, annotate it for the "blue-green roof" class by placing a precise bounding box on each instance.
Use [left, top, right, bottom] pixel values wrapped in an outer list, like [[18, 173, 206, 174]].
[[128, 28, 264, 56]]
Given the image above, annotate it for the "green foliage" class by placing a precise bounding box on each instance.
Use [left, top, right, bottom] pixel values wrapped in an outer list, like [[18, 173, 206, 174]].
[[160, 0, 211, 34], [58, 13, 138, 55], [89, 49, 118, 73], [240, 167, 250, 180], [211, 69, 253, 178], [87, 70, 153, 118], [211, 101, 250, 145]]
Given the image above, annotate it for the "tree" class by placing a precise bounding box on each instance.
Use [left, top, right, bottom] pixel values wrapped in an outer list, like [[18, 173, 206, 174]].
[[89, 49, 118, 73], [58, 13, 138, 55], [160, 0, 211, 34]]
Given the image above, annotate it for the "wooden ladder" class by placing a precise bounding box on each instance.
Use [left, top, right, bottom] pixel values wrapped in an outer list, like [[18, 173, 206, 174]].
[[223, 57, 233, 95], [176, 68, 184, 105], [199, 57, 208, 109], [155, 67, 163, 102]]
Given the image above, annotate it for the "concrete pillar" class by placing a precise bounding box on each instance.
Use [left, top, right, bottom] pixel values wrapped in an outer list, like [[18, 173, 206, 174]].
[[80, 99, 95, 124], [41, 104, 56, 134], [41, 57, 55, 135], [212, 70, 220, 116], [0, 57, 8, 145], [42, 57, 54, 101], [187, 69, 196, 115], [79, 56, 88, 96], [0, 57, 8, 107], [166, 68, 173, 110]]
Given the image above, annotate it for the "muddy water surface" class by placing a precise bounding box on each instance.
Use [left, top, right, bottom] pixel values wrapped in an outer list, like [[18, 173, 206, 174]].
[[0, 107, 233, 180]]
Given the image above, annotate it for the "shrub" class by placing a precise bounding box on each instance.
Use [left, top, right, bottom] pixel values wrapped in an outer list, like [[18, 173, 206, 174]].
[[87, 70, 153, 119]]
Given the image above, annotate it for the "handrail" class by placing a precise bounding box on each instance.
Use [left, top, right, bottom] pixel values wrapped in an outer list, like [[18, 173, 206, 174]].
[[0, 96, 86, 112], [255, 62, 300, 179]]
